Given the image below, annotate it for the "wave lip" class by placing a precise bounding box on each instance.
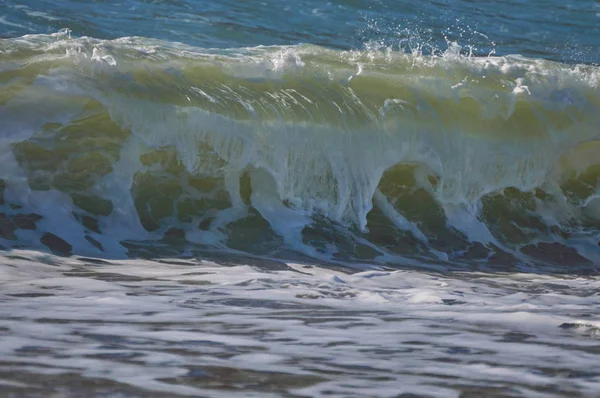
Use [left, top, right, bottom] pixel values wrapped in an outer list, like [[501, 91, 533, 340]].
[[1, 33, 600, 269]]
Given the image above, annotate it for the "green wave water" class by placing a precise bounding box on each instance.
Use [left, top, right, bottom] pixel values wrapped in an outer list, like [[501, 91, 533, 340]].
[[1, 32, 600, 270]]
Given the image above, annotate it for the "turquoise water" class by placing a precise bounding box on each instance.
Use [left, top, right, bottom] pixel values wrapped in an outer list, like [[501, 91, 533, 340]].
[[1, 1, 600, 397]]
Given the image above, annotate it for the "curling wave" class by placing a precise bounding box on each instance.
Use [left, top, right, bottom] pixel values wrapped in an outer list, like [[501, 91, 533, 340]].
[[1, 31, 600, 270]]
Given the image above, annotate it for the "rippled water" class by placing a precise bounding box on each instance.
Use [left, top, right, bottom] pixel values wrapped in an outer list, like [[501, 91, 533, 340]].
[[2, 0, 600, 63], [1, 0, 600, 397], [2, 252, 600, 397]]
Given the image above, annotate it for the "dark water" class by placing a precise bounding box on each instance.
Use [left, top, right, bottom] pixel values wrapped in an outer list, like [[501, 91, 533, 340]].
[[1, 1, 600, 397]]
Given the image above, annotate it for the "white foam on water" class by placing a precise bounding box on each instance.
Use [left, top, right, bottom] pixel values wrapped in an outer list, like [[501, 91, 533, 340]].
[[0, 16, 30, 30], [0, 252, 599, 397]]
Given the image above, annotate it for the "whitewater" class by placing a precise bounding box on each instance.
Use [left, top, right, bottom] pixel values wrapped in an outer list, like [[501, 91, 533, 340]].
[[1, 0, 600, 396]]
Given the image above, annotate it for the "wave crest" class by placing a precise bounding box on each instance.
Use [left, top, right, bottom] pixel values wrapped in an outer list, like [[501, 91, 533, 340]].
[[1, 34, 600, 269]]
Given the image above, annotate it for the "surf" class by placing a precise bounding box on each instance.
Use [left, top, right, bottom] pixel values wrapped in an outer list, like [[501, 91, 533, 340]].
[[1, 31, 600, 270]]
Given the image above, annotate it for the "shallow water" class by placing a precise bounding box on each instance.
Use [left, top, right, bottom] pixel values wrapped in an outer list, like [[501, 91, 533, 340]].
[[1, 252, 600, 397], [1, 0, 600, 397]]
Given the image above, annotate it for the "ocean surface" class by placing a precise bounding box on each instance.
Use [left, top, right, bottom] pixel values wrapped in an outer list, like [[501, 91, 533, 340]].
[[1, 0, 600, 397]]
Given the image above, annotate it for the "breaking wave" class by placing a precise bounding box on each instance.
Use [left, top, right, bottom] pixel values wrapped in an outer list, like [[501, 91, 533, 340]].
[[1, 31, 600, 270]]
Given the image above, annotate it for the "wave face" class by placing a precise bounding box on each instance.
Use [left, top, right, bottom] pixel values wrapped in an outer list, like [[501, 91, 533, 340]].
[[1, 32, 600, 270]]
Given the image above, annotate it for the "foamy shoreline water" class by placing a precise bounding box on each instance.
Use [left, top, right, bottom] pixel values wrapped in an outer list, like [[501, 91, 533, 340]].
[[1, 251, 599, 397]]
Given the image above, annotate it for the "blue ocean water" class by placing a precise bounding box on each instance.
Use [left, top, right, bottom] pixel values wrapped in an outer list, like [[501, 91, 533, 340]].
[[2, 0, 600, 64]]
